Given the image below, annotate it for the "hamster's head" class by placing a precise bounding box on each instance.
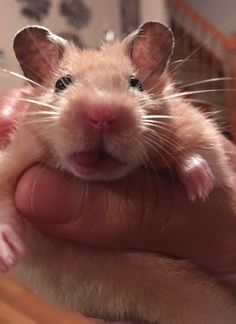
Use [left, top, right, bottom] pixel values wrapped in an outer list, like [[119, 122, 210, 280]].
[[13, 22, 174, 180]]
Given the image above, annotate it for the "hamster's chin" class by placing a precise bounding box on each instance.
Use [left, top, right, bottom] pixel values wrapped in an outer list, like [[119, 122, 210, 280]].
[[67, 150, 131, 181]]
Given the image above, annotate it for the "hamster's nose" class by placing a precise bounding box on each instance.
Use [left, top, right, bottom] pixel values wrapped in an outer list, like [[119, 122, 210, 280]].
[[86, 105, 120, 132]]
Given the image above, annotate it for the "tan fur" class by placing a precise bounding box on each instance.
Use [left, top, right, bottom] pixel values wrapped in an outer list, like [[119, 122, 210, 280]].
[[167, 96, 232, 187], [0, 25, 234, 323], [13, 230, 236, 324]]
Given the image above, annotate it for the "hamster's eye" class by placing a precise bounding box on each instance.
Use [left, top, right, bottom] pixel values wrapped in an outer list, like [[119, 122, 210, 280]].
[[129, 76, 143, 91], [55, 75, 72, 93]]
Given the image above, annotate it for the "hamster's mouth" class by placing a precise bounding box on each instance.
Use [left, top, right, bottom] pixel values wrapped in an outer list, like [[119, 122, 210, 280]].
[[69, 149, 126, 177]]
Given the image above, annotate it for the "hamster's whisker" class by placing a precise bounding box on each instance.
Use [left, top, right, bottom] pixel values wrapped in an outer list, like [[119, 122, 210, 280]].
[[132, 138, 149, 169], [161, 88, 236, 102], [140, 149, 157, 172], [26, 110, 59, 114], [142, 119, 170, 126], [170, 58, 198, 66], [142, 132, 178, 160], [19, 98, 58, 110], [22, 114, 58, 124], [144, 128, 179, 152], [22, 119, 56, 126], [174, 97, 223, 110], [139, 101, 156, 110], [141, 136, 174, 177], [146, 80, 165, 94], [202, 110, 221, 118], [179, 77, 235, 89], [143, 122, 175, 139], [25, 111, 59, 117], [137, 138, 152, 167], [143, 122, 175, 137], [142, 132, 177, 164], [142, 121, 182, 141], [0, 68, 46, 90], [142, 115, 177, 120], [169, 26, 224, 76], [143, 121, 169, 128]]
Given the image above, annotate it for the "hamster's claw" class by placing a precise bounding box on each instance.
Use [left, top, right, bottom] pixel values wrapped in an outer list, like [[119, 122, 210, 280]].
[[0, 224, 27, 273], [178, 154, 214, 202]]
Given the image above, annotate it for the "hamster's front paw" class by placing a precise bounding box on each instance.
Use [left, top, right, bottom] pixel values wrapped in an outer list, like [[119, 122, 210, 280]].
[[0, 223, 27, 273], [177, 153, 214, 201]]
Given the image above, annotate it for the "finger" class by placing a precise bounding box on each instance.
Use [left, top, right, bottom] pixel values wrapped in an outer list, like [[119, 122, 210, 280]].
[[222, 137, 236, 171], [15, 165, 236, 277], [0, 87, 30, 146], [15, 165, 171, 247], [15, 165, 86, 225]]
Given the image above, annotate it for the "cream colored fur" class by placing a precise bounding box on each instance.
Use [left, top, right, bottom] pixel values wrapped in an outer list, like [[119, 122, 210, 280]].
[[0, 24, 234, 323]]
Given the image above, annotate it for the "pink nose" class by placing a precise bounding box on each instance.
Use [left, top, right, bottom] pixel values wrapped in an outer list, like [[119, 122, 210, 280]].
[[86, 105, 118, 132]]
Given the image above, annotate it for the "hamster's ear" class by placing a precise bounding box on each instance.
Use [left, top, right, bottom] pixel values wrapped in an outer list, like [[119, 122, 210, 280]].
[[124, 22, 174, 79], [13, 26, 67, 86]]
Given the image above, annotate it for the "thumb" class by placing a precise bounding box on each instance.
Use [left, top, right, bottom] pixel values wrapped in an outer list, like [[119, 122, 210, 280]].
[[15, 165, 171, 248]]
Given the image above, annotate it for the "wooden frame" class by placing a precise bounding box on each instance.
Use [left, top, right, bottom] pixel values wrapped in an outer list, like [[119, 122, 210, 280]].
[[167, 0, 236, 141]]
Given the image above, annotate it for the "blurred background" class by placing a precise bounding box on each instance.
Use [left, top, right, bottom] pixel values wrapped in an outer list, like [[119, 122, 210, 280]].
[[0, 0, 236, 322], [0, 0, 168, 90]]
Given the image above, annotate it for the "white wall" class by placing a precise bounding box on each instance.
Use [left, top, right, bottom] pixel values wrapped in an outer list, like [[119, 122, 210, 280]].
[[183, 0, 236, 36], [0, 0, 168, 92], [0, 0, 120, 92], [140, 0, 169, 25]]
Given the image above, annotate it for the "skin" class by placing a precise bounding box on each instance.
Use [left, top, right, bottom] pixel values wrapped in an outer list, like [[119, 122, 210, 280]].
[[1, 89, 236, 322]]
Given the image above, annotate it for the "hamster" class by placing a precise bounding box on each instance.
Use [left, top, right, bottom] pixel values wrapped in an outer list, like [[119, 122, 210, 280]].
[[0, 22, 235, 323]]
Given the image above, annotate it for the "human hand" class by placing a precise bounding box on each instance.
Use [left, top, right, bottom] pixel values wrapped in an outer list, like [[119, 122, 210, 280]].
[[15, 160, 236, 288], [0, 87, 29, 147]]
